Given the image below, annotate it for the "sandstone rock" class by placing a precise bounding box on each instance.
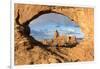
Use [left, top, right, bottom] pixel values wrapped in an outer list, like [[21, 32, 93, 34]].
[[14, 4, 94, 65]]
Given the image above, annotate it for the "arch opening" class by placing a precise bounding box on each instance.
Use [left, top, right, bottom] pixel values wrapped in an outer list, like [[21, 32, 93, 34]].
[[29, 13, 84, 47]]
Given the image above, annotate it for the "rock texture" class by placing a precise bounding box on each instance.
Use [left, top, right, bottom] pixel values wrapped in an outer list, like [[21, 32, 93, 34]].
[[14, 4, 94, 65]]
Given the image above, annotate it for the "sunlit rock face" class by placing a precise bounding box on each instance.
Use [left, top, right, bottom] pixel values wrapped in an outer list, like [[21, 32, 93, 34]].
[[14, 4, 94, 65], [29, 13, 84, 41]]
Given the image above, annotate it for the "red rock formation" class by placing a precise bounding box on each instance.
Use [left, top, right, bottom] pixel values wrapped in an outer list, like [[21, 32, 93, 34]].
[[14, 4, 94, 65], [51, 31, 78, 47]]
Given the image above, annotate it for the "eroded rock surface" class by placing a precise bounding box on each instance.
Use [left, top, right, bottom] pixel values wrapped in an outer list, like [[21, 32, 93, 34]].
[[14, 4, 94, 65]]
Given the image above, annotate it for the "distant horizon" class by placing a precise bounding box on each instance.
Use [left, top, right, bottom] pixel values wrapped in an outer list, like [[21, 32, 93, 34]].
[[29, 13, 84, 41]]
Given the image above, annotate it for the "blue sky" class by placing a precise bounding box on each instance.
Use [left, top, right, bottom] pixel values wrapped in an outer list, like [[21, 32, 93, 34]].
[[29, 13, 84, 41]]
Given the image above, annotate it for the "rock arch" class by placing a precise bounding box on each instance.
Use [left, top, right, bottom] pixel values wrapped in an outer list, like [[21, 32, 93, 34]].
[[14, 4, 94, 65], [15, 4, 94, 38]]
